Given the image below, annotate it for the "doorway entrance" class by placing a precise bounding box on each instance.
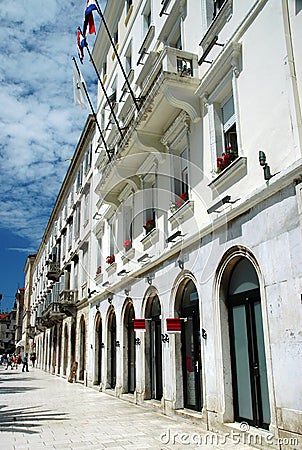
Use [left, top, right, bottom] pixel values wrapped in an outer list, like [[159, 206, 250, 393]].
[[145, 295, 163, 400], [228, 259, 270, 429], [180, 280, 202, 411], [94, 313, 102, 385], [124, 303, 135, 393], [107, 309, 116, 389]]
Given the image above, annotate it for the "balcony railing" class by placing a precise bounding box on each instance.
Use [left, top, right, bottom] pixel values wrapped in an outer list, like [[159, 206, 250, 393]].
[[46, 262, 60, 281], [59, 290, 78, 317]]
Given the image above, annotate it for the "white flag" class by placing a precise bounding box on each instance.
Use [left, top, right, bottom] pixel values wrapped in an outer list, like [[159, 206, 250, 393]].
[[73, 60, 87, 109]]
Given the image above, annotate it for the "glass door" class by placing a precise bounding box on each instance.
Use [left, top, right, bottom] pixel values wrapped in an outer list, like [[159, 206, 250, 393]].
[[180, 281, 202, 411], [228, 258, 270, 429], [150, 318, 163, 400]]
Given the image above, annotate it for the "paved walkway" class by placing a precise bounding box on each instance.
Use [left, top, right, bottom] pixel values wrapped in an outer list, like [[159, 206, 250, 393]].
[[0, 366, 257, 450]]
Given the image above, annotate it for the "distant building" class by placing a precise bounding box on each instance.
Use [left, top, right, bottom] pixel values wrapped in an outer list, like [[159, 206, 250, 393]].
[[29, 1, 302, 448], [0, 306, 16, 355], [14, 288, 25, 349]]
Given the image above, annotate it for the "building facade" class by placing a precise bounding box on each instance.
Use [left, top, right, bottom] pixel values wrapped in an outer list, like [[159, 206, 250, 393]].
[[30, 1, 302, 448]]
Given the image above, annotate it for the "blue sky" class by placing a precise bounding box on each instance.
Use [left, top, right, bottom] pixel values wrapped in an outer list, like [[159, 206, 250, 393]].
[[0, 1, 106, 312]]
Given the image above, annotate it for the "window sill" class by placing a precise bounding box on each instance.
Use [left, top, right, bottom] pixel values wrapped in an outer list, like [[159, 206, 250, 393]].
[[208, 156, 247, 193], [95, 273, 103, 285], [200, 0, 233, 49], [122, 247, 135, 264], [140, 228, 159, 250], [168, 200, 194, 228], [106, 262, 117, 276]]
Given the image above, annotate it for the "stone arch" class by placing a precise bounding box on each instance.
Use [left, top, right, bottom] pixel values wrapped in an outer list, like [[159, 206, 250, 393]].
[[213, 245, 274, 429]]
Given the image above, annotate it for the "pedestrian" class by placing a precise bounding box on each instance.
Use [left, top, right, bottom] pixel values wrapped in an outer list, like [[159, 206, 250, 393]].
[[22, 353, 29, 372], [17, 353, 22, 365], [30, 352, 36, 367], [5, 354, 13, 370], [12, 354, 18, 369]]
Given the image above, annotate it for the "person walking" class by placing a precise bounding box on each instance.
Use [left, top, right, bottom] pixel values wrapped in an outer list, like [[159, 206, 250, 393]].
[[5, 354, 13, 370], [22, 353, 29, 372], [30, 352, 36, 367]]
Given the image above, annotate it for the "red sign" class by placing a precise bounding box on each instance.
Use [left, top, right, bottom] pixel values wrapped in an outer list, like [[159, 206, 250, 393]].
[[133, 319, 146, 331], [166, 318, 181, 333]]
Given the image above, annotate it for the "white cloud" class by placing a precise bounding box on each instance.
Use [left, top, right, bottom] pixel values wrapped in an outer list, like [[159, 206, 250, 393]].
[[0, 0, 107, 249]]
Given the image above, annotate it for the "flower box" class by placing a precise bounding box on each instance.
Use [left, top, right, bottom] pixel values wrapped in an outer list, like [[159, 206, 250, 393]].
[[143, 219, 155, 234], [106, 255, 115, 265]]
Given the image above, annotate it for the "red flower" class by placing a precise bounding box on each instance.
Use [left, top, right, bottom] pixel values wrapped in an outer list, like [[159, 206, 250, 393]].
[[176, 192, 188, 208], [123, 239, 132, 249], [96, 266, 102, 276], [106, 255, 115, 265], [143, 219, 155, 233]]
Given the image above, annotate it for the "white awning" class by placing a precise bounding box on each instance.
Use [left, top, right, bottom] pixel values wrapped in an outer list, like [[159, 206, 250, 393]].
[[15, 340, 25, 348]]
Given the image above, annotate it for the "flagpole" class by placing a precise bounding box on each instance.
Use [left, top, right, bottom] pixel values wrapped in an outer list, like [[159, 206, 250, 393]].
[[79, 28, 124, 141], [94, 0, 140, 112], [73, 57, 112, 162]]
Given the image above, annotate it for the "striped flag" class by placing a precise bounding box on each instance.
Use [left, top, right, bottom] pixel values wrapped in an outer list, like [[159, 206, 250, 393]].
[[77, 28, 86, 63], [83, 0, 99, 36]]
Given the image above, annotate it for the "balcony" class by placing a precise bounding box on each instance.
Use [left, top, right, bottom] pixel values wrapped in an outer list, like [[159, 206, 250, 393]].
[[41, 303, 64, 327], [46, 262, 61, 281], [59, 290, 78, 317]]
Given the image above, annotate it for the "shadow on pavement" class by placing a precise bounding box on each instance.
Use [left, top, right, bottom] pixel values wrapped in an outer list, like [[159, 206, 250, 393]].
[[0, 405, 69, 434]]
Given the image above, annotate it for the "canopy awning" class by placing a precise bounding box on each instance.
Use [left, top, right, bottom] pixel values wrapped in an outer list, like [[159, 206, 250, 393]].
[[15, 339, 25, 348]]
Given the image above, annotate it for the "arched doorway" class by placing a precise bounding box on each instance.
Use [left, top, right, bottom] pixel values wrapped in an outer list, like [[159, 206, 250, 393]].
[[70, 319, 76, 368], [63, 324, 68, 376], [107, 308, 116, 389], [123, 302, 135, 393], [57, 324, 62, 374], [94, 313, 102, 385], [79, 316, 86, 381], [145, 295, 162, 401], [228, 258, 270, 429], [179, 280, 202, 411]]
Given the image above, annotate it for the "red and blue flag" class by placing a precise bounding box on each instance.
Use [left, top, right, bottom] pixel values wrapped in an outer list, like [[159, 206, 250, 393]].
[[77, 28, 86, 63], [83, 0, 99, 36]]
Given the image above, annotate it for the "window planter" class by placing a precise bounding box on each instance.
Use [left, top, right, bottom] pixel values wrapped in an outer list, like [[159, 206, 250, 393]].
[[140, 227, 159, 250], [123, 239, 132, 252], [121, 247, 135, 264], [106, 262, 117, 276], [209, 156, 247, 193], [143, 219, 155, 234], [95, 273, 103, 285], [168, 200, 194, 229]]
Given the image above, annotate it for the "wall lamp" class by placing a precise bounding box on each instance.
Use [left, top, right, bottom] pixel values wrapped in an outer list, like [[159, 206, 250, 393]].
[[108, 296, 113, 304], [166, 230, 184, 243], [88, 288, 99, 299], [117, 269, 129, 277], [207, 195, 234, 214], [102, 281, 111, 288], [161, 333, 170, 343], [137, 253, 152, 263], [259, 151, 273, 180]]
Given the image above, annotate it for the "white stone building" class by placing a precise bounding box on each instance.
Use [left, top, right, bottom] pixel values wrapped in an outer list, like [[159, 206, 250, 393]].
[[31, 1, 302, 448]]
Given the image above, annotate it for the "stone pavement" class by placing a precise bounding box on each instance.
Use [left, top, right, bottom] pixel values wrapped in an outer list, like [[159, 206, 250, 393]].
[[0, 366, 257, 450]]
